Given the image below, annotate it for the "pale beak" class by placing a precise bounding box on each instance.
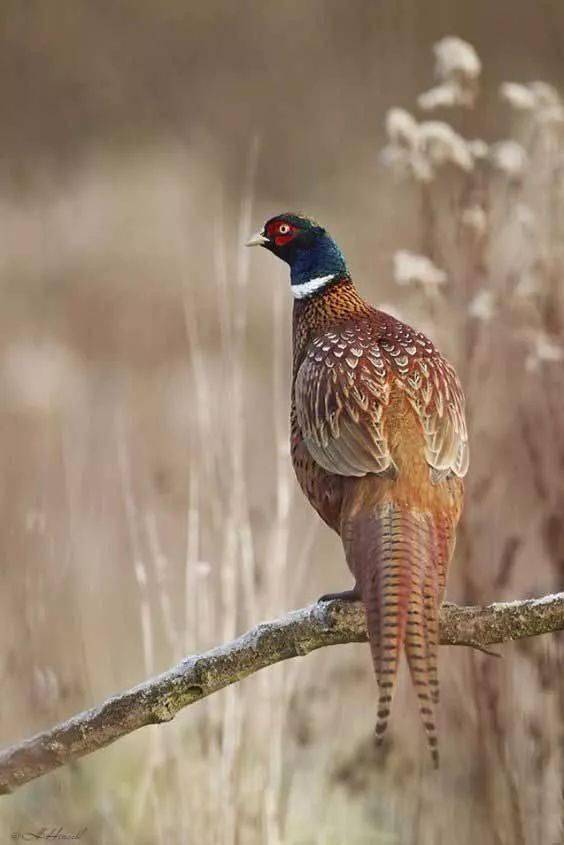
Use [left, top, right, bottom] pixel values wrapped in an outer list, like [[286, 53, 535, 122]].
[[245, 230, 269, 247]]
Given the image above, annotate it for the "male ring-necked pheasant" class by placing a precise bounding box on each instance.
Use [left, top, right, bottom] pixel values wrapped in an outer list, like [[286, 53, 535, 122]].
[[247, 213, 468, 766]]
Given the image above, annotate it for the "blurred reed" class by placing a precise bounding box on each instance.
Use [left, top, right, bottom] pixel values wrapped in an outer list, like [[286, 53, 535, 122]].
[[0, 35, 563, 845]]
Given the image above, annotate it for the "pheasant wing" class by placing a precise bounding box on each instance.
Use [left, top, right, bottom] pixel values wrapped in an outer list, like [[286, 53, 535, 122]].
[[409, 356, 468, 480], [295, 315, 469, 481], [381, 322, 469, 481], [294, 325, 395, 477]]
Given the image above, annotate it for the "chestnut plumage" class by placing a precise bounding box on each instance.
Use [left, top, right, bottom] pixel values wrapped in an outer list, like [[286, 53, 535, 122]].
[[248, 213, 468, 767]]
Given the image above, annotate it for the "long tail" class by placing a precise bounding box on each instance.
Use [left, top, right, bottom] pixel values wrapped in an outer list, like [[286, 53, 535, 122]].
[[345, 502, 443, 767]]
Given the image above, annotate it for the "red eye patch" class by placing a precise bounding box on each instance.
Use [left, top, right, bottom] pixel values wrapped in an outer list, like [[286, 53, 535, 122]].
[[266, 220, 297, 246]]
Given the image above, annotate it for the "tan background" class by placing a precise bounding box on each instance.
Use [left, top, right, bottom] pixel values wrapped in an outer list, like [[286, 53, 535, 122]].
[[0, 2, 563, 843]]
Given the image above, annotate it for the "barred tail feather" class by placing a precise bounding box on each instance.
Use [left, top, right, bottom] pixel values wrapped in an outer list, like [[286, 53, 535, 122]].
[[347, 503, 443, 767], [405, 514, 440, 767]]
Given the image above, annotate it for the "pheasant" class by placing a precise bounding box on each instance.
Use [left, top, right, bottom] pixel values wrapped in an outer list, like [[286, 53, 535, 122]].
[[247, 213, 468, 766]]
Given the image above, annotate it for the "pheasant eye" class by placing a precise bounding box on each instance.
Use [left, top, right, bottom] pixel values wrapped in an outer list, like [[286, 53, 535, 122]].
[[278, 223, 291, 234]]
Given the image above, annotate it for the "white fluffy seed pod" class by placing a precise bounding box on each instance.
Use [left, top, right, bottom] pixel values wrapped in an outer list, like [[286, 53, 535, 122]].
[[433, 37, 481, 82], [393, 250, 447, 287]]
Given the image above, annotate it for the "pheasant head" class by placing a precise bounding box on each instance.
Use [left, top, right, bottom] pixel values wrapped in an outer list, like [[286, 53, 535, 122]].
[[246, 213, 349, 298]]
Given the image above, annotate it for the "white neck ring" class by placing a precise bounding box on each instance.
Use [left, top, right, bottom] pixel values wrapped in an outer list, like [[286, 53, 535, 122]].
[[291, 274, 335, 299]]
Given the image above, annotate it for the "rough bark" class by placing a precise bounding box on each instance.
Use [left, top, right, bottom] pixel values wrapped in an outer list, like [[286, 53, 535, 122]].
[[0, 592, 562, 796]]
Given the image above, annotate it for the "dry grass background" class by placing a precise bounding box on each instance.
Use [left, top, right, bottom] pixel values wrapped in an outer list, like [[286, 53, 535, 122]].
[[0, 2, 563, 843]]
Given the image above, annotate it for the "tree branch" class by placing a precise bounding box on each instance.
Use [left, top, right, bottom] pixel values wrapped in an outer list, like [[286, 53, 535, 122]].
[[0, 592, 562, 796]]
